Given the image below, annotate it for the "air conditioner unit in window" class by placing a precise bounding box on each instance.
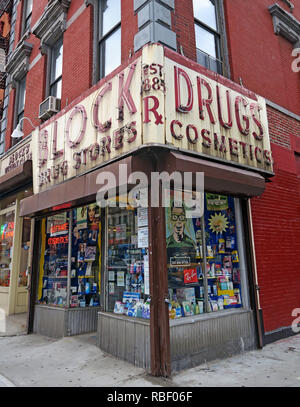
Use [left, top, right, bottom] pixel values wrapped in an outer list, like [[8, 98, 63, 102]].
[[38, 96, 61, 120]]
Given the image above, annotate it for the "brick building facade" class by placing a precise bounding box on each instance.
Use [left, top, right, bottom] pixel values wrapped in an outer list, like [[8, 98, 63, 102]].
[[0, 0, 299, 376]]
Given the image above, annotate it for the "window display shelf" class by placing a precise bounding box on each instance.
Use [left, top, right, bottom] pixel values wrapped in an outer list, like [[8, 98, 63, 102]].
[[167, 263, 202, 268], [107, 266, 128, 269]]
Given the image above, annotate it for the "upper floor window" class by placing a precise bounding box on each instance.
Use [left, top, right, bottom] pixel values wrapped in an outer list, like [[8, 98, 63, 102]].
[[49, 38, 63, 99], [12, 76, 26, 146], [17, 77, 26, 127], [193, 0, 223, 74], [22, 0, 33, 34], [99, 0, 121, 79]]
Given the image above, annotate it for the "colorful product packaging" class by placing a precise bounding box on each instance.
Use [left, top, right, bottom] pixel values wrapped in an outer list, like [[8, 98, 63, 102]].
[[232, 250, 239, 263], [218, 239, 225, 253], [197, 300, 204, 314]]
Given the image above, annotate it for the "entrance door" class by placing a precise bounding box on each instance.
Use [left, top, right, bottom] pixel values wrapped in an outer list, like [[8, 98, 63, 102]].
[[0, 206, 15, 315], [15, 216, 32, 314]]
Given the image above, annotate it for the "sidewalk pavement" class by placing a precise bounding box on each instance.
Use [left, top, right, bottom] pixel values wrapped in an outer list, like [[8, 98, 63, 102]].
[[0, 313, 27, 337], [0, 330, 299, 387]]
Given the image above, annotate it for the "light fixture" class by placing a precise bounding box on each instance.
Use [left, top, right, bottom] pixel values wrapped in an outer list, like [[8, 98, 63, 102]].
[[11, 117, 36, 138]]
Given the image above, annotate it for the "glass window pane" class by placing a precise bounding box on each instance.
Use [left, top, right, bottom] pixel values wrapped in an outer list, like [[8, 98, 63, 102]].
[[102, 27, 121, 77], [37, 205, 102, 308], [24, 0, 32, 32], [26, 0, 33, 18], [196, 48, 209, 68], [195, 23, 216, 58], [18, 78, 26, 116], [209, 57, 223, 75], [70, 205, 101, 308], [193, 0, 217, 30], [37, 214, 69, 307], [107, 205, 150, 319], [0, 211, 15, 287], [17, 111, 24, 130], [166, 192, 244, 318], [50, 78, 62, 99], [51, 40, 63, 83], [100, 0, 121, 37]]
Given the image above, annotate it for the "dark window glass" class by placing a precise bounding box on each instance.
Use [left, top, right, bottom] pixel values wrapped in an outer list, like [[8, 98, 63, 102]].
[[17, 77, 26, 128], [193, 0, 223, 75], [166, 192, 245, 318], [193, 0, 217, 30], [23, 0, 33, 33], [50, 39, 63, 99], [99, 0, 121, 79]]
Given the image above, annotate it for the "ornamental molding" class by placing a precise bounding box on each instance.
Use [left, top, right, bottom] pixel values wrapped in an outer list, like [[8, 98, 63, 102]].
[[269, 3, 300, 47], [32, 0, 71, 54], [5, 40, 33, 85]]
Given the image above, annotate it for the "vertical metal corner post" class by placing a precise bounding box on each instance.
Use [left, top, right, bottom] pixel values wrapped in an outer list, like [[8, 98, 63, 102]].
[[201, 214, 210, 313], [148, 180, 171, 377], [67, 210, 73, 308], [27, 218, 40, 333], [246, 199, 264, 348]]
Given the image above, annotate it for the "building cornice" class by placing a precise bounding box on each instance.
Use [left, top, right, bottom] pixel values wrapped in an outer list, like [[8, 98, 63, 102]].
[[32, 0, 71, 54], [269, 3, 300, 47], [5, 40, 33, 85]]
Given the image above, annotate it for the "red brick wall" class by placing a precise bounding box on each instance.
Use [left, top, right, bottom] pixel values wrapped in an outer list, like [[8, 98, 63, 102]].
[[251, 107, 300, 333], [14, 0, 23, 46], [224, 0, 300, 116], [121, 0, 137, 65], [6, 2, 94, 147], [267, 106, 300, 150], [61, 7, 92, 110], [172, 0, 196, 61], [31, 0, 48, 27], [22, 57, 46, 139]]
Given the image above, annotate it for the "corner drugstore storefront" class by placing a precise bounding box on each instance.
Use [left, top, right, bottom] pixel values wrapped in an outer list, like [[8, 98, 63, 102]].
[[0, 136, 33, 316], [20, 44, 273, 374]]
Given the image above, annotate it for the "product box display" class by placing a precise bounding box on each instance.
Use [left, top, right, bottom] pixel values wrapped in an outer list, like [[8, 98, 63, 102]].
[[166, 192, 243, 319], [37, 204, 101, 308], [108, 206, 151, 319]]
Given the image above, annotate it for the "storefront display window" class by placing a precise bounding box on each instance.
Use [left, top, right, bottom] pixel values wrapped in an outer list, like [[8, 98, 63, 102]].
[[70, 204, 101, 308], [37, 204, 101, 308], [37, 214, 69, 306], [0, 211, 15, 287], [166, 192, 244, 319], [108, 206, 150, 319]]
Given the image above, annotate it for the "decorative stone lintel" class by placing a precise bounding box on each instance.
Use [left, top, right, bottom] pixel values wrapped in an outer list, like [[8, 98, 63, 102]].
[[269, 3, 300, 47], [32, 0, 71, 53], [5, 41, 33, 85]]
